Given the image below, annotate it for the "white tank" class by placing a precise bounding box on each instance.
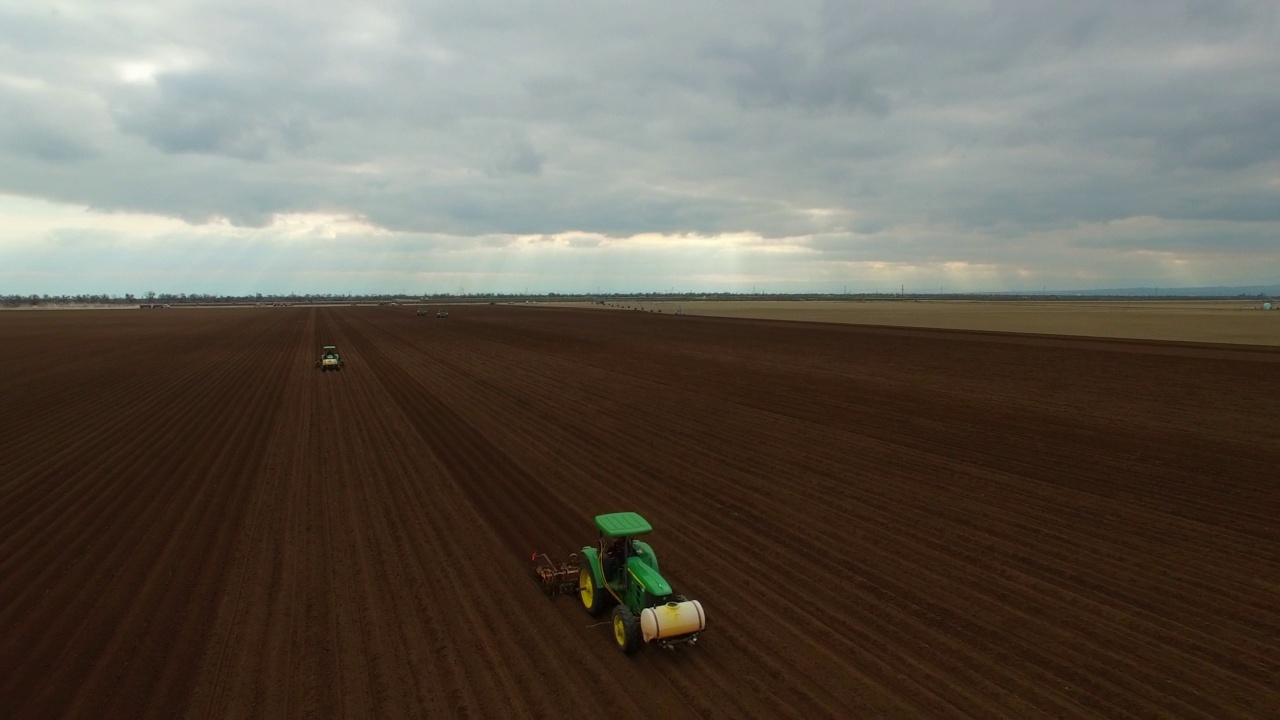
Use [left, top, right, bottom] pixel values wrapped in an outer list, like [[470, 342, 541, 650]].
[[640, 600, 705, 642]]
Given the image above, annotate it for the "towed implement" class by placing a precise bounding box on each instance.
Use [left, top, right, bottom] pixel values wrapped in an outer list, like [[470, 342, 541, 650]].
[[530, 552, 579, 597], [530, 512, 706, 654]]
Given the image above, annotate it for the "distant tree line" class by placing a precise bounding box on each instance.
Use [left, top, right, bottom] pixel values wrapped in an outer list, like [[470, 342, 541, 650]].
[[4, 289, 1274, 308], [4, 293, 127, 307]]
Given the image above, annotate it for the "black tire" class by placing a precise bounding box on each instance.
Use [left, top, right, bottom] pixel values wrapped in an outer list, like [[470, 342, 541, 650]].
[[579, 564, 608, 617], [612, 605, 641, 654]]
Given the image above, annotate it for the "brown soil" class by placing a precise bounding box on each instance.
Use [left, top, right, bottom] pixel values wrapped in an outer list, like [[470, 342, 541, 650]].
[[2, 306, 1277, 718]]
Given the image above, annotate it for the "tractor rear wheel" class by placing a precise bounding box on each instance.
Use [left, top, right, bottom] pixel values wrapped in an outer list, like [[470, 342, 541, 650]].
[[579, 565, 607, 617], [612, 606, 641, 654]]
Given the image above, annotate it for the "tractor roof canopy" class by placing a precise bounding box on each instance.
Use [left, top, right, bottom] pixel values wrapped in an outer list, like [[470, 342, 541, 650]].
[[594, 512, 652, 537], [322, 345, 337, 351]]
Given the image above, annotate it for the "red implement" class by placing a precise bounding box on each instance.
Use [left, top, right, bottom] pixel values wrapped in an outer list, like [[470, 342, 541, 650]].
[[530, 552, 580, 597]]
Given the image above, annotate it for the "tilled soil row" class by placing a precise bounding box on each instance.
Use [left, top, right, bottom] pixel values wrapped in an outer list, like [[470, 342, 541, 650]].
[[1, 306, 1277, 718]]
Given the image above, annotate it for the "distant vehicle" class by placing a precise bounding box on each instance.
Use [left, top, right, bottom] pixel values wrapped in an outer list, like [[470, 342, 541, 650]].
[[315, 345, 344, 371], [436, 310, 449, 318]]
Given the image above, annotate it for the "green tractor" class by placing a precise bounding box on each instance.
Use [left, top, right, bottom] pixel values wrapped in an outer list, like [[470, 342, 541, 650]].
[[533, 512, 705, 654], [315, 345, 344, 371]]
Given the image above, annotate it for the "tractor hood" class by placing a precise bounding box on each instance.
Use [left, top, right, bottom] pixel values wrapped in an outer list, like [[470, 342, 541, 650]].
[[626, 556, 671, 596]]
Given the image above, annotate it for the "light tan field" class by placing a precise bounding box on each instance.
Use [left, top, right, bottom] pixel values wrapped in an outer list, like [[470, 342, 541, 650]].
[[551, 299, 1280, 345]]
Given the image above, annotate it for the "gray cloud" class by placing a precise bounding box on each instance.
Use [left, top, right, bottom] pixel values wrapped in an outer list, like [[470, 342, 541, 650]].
[[1, 124, 97, 163], [110, 71, 321, 161], [0, 84, 100, 163], [1, 0, 1278, 292], [487, 131, 544, 177]]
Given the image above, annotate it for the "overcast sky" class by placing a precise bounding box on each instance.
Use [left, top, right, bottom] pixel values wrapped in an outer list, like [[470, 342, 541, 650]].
[[1, 0, 1278, 295]]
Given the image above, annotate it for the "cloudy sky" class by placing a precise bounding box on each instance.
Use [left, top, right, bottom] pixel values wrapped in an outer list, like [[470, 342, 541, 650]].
[[1, 0, 1278, 295]]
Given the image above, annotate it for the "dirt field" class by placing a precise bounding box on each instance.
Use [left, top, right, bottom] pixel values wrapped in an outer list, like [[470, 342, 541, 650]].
[[560, 300, 1280, 346], [2, 305, 1277, 718]]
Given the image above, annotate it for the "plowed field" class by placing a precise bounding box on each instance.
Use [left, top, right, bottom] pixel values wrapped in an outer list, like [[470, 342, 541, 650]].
[[3, 306, 1278, 718]]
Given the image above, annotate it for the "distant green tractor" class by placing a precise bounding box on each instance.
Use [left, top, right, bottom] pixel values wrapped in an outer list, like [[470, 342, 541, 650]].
[[534, 512, 705, 654], [315, 345, 344, 371]]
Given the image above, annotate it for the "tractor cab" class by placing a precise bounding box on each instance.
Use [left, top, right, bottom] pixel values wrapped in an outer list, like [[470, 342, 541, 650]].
[[322, 345, 338, 358], [595, 512, 654, 589], [589, 513, 672, 606]]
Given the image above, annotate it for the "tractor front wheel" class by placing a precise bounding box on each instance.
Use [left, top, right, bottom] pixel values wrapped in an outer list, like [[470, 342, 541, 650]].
[[580, 565, 607, 617], [612, 606, 641, 654]]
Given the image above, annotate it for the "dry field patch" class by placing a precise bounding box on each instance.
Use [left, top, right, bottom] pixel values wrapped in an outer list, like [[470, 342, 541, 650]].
[[550, 299, 1280, 345]]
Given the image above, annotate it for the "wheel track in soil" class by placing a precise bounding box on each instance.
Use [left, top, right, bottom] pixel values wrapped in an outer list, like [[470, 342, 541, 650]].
[[340, 311, 1198, 712], [0, 345, 196, 506], [0, 313, 284, 588], [360, 309, 1279, 715], [0, 312, 277, 514], [188, 309, 655, 717], [351, 313, 906, 716], [3, 306, 1278, 718], [332, 311, 667, 717], [373, 310, 1274, 717], [1, 309, 301, 718], [186, 308, 319, 719], [364, 310, 670, 716]]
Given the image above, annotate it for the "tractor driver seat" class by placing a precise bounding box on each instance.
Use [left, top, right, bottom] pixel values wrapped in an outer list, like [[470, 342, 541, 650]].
[[603, 537, 631, 584]]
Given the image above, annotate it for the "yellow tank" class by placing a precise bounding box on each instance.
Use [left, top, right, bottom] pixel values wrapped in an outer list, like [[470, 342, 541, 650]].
[[640, 599, 705, 643]]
